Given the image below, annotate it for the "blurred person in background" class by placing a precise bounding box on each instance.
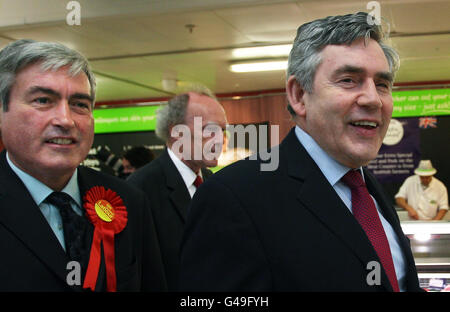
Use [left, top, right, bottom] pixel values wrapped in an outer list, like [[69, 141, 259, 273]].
[[121, 145, 155, 178], [396, 160, 448, 220]]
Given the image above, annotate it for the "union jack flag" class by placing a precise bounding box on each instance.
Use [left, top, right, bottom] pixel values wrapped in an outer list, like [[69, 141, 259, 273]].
[[419, 117, 437, 129]]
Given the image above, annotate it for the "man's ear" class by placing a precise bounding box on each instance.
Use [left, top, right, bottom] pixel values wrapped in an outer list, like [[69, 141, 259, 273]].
[[286, 75, 306, 117]]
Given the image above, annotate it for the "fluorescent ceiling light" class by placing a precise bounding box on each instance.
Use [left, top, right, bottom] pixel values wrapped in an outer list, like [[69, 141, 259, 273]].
[[230, 60, 287, 73], [232, 44, 292, 58]]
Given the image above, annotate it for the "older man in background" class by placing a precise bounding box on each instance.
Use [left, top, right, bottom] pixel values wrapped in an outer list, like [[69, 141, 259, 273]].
[[128, 88, 227, 290]]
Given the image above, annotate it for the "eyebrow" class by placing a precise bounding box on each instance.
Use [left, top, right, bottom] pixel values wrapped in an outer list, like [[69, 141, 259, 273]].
[[26, 86, 61, 99], [333, 65, 393, 84], [71, 92, 94, 104], [26, 86, 94, 104]]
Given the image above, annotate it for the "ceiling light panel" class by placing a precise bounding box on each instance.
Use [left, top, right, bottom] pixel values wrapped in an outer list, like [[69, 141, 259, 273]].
[[232, 44, 292, 58], [230, 60, 287, 73]]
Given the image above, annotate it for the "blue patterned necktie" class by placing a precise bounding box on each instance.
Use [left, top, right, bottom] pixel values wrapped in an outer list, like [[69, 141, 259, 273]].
[[46, 192, 88, 265]]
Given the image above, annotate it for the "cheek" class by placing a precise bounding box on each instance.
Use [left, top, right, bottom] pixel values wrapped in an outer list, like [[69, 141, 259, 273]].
[[307, 102, 343, 134], [3, 112, 41, 145], [383, 101, 393, 118], [78, 116, 95, 139]]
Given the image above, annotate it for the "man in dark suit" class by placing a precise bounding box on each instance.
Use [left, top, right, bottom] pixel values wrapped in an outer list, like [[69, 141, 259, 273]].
[[0, 39, 166, 291], [128, 90, 227, 290], [179, 12, 422, 292]]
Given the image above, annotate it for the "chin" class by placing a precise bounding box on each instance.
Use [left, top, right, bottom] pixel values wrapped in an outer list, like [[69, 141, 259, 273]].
[[44, 157, 81, 171], [347, 153, 376, 168]]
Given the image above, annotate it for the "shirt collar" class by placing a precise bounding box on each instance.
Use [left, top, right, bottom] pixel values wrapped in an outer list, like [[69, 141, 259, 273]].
[[167, 147, 199, 187], [294, 126, 364, 185], [6, 152, 81, 207]]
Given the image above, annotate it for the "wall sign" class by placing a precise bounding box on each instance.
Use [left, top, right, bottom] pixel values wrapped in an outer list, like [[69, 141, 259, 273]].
[[392, 88, 450, 117], [93, 105, 161, 134]]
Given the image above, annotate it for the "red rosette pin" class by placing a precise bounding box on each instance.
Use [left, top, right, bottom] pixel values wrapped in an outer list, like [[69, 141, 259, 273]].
[[83, 186, 127, 292]]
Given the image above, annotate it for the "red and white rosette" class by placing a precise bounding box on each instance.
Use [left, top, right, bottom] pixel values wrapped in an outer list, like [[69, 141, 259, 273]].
[[83, 186, 127, 292]]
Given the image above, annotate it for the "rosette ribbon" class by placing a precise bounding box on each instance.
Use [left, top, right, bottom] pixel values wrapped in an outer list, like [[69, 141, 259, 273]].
[[83, 186, 127, 292]]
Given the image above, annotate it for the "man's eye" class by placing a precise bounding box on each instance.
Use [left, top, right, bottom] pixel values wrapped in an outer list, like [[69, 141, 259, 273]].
[[34, 97, 51, 104], [72, 102, 91, 111], [376, 82, 390, 90], [339, 78, 355, 84]]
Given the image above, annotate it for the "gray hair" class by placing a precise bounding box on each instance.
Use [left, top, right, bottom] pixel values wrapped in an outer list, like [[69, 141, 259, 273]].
[[287, 11, 399, 116], [155, 85, 216, 142], [0, 39, 96, 111]]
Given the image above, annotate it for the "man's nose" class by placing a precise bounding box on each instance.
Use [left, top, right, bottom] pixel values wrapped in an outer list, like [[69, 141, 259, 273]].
[[357, 80, 383, 109], [51, 101, 75, 128]]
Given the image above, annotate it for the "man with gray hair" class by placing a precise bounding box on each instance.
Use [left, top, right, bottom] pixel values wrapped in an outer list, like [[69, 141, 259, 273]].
[[128, 89, 227, 290], [0, 39, 166, 291], [179, 12, 421, 291]]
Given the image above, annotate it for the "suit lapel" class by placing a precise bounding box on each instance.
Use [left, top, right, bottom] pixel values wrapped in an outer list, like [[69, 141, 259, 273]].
[[160, 150, 191, 223], [0, 151, 71, 287], [282, 130, 392, 291]]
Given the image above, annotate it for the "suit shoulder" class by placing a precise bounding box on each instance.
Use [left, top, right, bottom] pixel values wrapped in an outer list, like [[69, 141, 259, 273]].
[[209, 153, 280, 190], [79, 166, 145, 198], [127, 158, 165, 186]]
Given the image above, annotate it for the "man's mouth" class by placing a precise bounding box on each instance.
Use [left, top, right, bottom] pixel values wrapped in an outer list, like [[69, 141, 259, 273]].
[[350, 120, 379, 130], [46, 138, 75, 145]]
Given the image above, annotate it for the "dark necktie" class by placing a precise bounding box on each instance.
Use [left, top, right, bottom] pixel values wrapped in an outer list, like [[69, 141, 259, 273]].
[[46, 192, 88, 265], [193, 175, 203, 188], [341, 170, 400, 292]]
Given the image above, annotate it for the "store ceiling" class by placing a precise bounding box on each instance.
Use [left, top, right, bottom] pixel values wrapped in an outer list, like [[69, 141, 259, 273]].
[[0, 0, 449, 103]]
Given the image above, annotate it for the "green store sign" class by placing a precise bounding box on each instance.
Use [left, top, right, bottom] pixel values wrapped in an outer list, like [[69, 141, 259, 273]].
[[93, 105, 160, 134], [93, 89, 450, 134], [392, 88, 450, 117]]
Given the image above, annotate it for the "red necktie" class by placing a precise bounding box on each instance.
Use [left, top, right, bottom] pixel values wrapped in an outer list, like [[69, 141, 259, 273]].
[[193, 175, 203, 188], [341, 170, 400, 292]]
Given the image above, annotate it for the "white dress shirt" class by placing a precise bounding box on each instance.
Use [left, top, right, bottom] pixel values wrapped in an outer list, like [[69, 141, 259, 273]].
[[294, 126, 407, 291], [167, 147, 202, 198]]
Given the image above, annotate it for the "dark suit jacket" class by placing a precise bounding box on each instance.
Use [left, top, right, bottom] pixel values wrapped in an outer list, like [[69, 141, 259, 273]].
[[179, 128, 422, 292], [0, 150, 167, 291], [127, 149, 212, 291]]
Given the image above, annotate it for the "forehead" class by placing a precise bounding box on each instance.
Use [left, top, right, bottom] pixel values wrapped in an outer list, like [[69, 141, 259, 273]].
[[186, 93, 225, 121], [187, 92, 218, 107], [317, 38, 390, 74], [13, 62, 90, 93]]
